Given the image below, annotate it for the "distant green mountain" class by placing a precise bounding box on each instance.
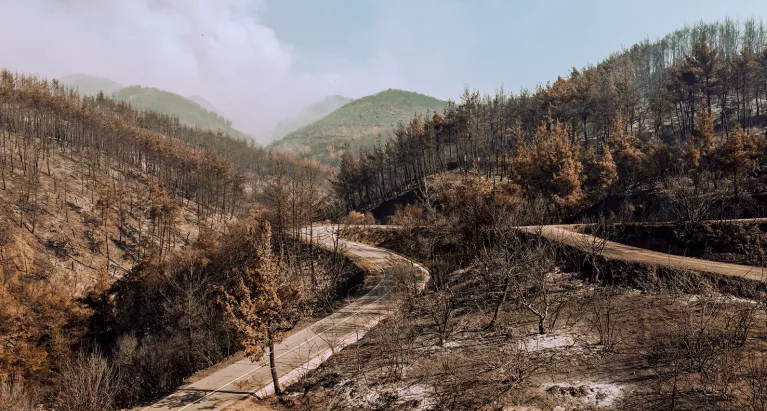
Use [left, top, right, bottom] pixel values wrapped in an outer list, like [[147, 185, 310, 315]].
[[113, 86, 251, 141], [187, 95, 219, 114], [269, 89, 446, 166], [59, 74, 123, 96], [57, 74, 249, 141], [272, 95, 352, 141]]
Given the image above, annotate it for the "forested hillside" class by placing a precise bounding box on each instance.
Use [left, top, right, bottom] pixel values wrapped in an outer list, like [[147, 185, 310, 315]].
[[187, 94, 219, 114], [0, 69, 348, 409], [10, 13, 767, 411], [58, 74, 123, 97], [60, 74, 250, 141], [270, 89, 446, 167], [113, 86, 253, 141], [272, 95, 352, 141], [285, 18, 767, 411], [335, 18, 767, 222]]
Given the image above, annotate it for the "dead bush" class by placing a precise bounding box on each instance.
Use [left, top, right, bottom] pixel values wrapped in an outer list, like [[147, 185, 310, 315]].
[[389, 203, 426, 227], [509, 244, 558, 335], [725, 304, 758, 347], [645, 298, 754, 404], [390, 262, 427, 302], [418, 287, 460, 346], [586, 287, 624, 353], [481, 341, 536, 389], [0, 221, 11, 246], [340, 210, 375, 226], [55, 350, 121, 411], [677, 300, 730, 373], [664, 173, 728, 223], [429, 342, 534, 410], [375, 309, 417, 381], [700, 340, 741, 400], [0, 377, 36, 411], [645, 339, 685, 407], [430, 353, 470, 410], [745, 355, 767, 411]]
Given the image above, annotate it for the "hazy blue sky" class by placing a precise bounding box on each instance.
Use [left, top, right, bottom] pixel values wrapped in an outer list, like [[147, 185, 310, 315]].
[[2, 0, 766, 141], [260, 0, 767, 100]]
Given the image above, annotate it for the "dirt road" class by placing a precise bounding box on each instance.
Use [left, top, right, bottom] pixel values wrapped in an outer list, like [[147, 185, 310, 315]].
[[139, 220, 766, 410], [523, 225, 767, 282], [140, 225, 428, 411]]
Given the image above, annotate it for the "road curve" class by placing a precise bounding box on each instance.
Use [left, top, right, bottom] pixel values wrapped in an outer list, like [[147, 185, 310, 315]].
[[522, 225, 767, 282], [342, 222, 767, 282], [140, 225, 429, 411]]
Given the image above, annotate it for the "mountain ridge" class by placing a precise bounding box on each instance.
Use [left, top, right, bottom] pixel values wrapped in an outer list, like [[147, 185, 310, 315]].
[[58, 74, 250, 141], [272, 95, 353, 141], [270, 88, 447, 166], [58, 73, 123, 96]]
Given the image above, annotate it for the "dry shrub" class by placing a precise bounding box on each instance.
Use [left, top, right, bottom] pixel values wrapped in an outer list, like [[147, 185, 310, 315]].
[[417, 287, 460, 346], [390, 262, 427, 301], [702, 342, 741, 400], [111, 335, 191, 404], [429, 341, 534, 410], [586, 287, 624, 353], [341, 210, 375, 226], [426, 350, 486, 411], [0, 221, 12, 246], [55, 350, 120, 411], [745, 355, 767, 411], [664, 173, 728, 223], [0, 253, 87, 389], [389, 203, 425, 227], [337, 211, 380, 244], [645, 338, 686, 406], [678, 300, 753, 374], [686, 300, 754, 399], [482, 342, 535, 389], [0, 377, 36, 411], [604, 258, 713, 296], [646, 298, 757, 405], [375, 309, 417, 381]]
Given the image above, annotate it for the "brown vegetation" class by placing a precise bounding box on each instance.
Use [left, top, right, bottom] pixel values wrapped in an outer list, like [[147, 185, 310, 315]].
[[269, 174, 767, 410], [0, 68, 343, 409], [335, 23, 767, 224], [10, 16, 767, 411]]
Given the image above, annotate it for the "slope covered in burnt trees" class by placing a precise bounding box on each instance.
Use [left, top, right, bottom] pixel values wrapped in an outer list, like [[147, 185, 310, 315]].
[[0, 68, 342, 409], [335, 18, 767, 223]]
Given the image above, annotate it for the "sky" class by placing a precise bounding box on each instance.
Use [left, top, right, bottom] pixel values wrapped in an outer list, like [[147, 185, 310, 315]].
[[1, 0, 766, 143]]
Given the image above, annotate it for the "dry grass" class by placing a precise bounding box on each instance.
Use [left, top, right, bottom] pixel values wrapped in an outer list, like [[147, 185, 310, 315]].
[[246, 263, 767, 411], [0, 133, 229, 296]]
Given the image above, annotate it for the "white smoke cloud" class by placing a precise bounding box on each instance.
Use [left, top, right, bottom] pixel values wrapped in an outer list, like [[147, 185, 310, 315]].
[[0, 0, 408, 143]]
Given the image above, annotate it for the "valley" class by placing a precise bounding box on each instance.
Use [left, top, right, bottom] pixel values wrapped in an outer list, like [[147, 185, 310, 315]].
[[6, 9, 767, 411]]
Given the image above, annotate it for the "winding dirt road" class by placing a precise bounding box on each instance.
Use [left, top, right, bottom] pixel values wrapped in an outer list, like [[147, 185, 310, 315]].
[[523, 225, 767, 282], [140, 220, 766, 410], [140, 225, 428, 411]]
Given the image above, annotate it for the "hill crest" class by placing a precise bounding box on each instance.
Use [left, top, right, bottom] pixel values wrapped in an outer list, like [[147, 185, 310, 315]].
[[58, 73, 123, 96], [270, 88, 446, 166], [272, 95, 353, 141], [113, 85, 252, 141]]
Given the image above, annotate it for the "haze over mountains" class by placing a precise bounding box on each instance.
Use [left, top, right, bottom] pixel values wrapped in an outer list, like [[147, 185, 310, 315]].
[[272, 95, 353, 141], [59, 74, 449, 162], [60, 74, 253, 141], [270, 89, 447, 166], [58, 73, 124, 96], [187, 95, 219, 114], [113, 86, 253, 141]]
